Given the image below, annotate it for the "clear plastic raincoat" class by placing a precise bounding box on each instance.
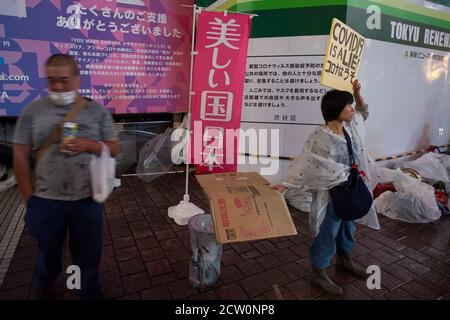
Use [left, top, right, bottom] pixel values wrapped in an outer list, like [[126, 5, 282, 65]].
[[282, 105, 380, 236]]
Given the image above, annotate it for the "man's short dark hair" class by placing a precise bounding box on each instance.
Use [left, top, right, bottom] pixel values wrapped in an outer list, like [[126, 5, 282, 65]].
[[45, 54, 80, 76], [320, 89, 354, 122]]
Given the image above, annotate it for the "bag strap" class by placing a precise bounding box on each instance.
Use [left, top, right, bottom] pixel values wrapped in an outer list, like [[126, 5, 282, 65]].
[[342, 128, 355, 165], [34, 96, 88, 162]]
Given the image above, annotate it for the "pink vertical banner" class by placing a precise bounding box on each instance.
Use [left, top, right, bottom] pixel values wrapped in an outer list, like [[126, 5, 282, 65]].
[[189, 10, 251, 174]]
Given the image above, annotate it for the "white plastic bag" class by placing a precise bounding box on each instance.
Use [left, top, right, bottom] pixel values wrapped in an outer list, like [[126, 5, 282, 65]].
[[378, 169, 441, 223], [435, 154, 450, 177], [89, 142, 116, 203], [374, 190, 394, 214], [398, 153, 449, 184], [377, 167, 400, 183]]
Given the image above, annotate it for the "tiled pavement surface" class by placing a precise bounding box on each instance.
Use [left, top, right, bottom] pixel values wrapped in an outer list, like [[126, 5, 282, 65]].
[[0, 187, 26, 287], [0, 174, 449, 300]]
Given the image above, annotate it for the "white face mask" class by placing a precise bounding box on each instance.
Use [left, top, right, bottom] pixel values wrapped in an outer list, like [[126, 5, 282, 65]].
[[48, 90, 77, 106]]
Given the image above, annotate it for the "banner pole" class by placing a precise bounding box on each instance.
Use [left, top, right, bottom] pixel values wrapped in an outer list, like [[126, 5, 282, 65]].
[[180, 4, 258, 18], [184, 3, 198, 202], [167, 4, 205, 225]]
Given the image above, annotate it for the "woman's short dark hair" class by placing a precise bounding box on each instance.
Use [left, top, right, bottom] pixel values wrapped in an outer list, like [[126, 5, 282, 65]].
[[45, 54, 80, 76], [320, 89, 354, 122]]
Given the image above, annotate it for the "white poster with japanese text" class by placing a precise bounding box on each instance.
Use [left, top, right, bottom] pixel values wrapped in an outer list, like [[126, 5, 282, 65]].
[[242, 55, 326, 125]]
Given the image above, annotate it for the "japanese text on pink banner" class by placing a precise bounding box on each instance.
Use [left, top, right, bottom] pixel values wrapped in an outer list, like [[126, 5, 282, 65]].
[[190, 10, 251, 173]]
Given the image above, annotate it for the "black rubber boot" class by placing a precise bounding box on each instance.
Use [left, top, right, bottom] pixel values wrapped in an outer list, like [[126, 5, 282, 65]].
[[310, 267, 343, 295], [336, 250, 367, 278]]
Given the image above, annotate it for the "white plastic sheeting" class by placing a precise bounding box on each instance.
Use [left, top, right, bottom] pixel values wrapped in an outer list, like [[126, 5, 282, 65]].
[[284, 188, 312, 213], [397, 153, 449, 184], [377, 167, 401, 183], [137, 128, 176, 182], [374, 169, 441, 223], [281, 111, 380, 236]]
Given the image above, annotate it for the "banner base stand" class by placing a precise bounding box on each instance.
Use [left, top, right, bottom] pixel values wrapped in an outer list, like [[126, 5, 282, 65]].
[[168, 194, 204, 225]]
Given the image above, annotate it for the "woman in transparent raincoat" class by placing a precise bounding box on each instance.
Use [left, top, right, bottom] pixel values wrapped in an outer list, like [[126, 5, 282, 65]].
[[275, 80, 379, 295]]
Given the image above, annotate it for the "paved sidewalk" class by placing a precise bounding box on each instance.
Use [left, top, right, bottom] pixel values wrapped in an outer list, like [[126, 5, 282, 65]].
[[0, 186, 26, 288], [0, 174, 449, 300]]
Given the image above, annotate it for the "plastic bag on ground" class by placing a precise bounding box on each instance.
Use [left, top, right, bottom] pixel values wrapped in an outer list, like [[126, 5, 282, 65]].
[[434, 154, 450, 177], [397, 153, 449, 184], [378, 167, 401, 183], [375, 169, 441, 223], [373, 190, 394, 214]]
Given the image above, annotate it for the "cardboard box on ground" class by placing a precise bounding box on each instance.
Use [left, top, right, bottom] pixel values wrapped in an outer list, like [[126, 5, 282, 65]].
[[196, 172, 298, 244]]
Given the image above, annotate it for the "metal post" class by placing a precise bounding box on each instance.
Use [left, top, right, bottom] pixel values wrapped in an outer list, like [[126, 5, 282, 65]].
[[167, 4, 205, 225], [183, 3, 198, 202]]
